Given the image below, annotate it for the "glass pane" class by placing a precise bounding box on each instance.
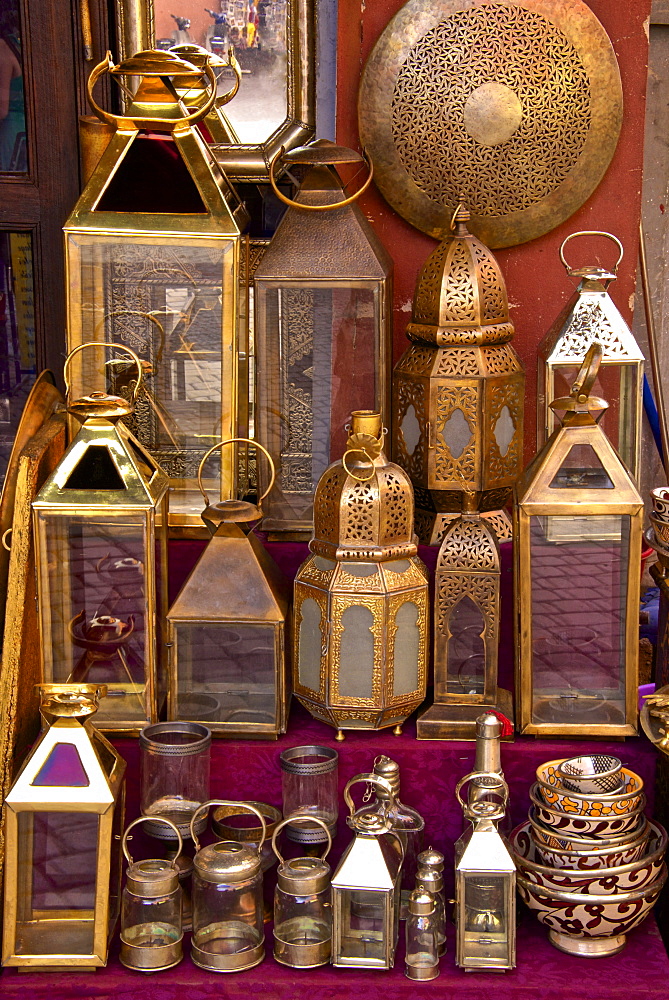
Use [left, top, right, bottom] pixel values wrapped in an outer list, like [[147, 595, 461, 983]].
[[463, 875, 509, 966], [0, 231, 36, 484], [338, 889, 387, 965], [548, 444, 614, 489], [32, 743, 89, 787], [529, 514, 629, 726], [0, 0, 27, 173], [393, 600, 419, 697], [446, 596, 485, 695], [339, 605, 374, 698], [298, 596, 322, 692]]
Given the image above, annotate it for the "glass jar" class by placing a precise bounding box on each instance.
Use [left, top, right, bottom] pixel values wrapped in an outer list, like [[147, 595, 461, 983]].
[[272, 816, 332, 968], [140, 722, 211, 840], [405, 889, 439, 981], [416, 869, 446, 957], [280, 746, 338, 844]]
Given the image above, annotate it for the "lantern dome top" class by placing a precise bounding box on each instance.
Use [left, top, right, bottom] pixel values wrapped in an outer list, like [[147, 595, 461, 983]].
[[282, 138, 365, 168], [436, 515, 500, 574], [407, 203, 514, 347]]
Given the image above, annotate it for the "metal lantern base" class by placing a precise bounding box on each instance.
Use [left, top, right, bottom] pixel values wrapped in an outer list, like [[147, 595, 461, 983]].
[[548, 930, 626, 958], [405, 962, 440, 980], [415, 508, 512, 546], [274, 937, 331, 968], [119, 932, 183, 972], [416, 688, 514, 741], [191, 923, 265, 972]]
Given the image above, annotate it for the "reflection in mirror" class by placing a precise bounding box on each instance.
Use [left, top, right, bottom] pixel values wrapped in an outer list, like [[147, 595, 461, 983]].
[[0, 0, 27, 172], [0, 231, 36, 483]]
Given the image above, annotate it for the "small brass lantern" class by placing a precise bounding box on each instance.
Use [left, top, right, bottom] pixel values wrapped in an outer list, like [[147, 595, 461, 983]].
[[254, 139, 393, 536], [393, 203, 524, 544], [64, 49, 248, 528], [167, 438, 290, 738], [32, 344, 169, 733], [293, 410, 429, 740], [514, 345, 642, 737], [538, 232, 644, 482], [2, 684, 126, 970]]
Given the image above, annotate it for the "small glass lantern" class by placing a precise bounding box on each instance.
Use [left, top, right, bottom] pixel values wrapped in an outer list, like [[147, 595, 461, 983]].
[[64, 49, 249, 528], [254, 139, 393, 536], [514, 344, 643, 737], [2, 683, 126, 970], [32, 344, 169, 733], [139, 721, 212, 840], [538, 231, 644, 482], [293, 410, 429, 739], [167, 438, 290, 737], [331, 774, 404, 970], [405, 888, 439, 981], [279, 746, 339, 844]]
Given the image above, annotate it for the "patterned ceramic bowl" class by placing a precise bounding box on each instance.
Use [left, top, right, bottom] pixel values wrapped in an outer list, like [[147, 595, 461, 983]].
[[529, 813, 651, 869], [529, 784, 646, 837], [516, 867, 667, 956], [536, 760, 644, 816], [510, 819, 667, 893], [556, 754, 624, 795]]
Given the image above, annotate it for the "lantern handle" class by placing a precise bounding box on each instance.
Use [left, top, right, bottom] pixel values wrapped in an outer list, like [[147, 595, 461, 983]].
[[122, 816, 183, 868], [190, 799, 267, 856], [343, 772, 396, 835], [216, 46, 242, 107], [342, 447, 376, 483], [559, 231, 624, 276], [197, 437, 276, 508], [570, 342, 602, 402], [271, 815, 332, 865], [455, 771, 509, 822], [63, 342, 144, 406], [268, 145, 374, 212]]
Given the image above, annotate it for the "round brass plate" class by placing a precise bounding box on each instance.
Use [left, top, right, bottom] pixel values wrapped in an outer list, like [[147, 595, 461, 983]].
[[358, 0, 622, 247]]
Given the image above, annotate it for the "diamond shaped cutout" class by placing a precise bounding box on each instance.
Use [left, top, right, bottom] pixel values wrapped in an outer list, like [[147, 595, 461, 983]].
[[401, 404, 421, 456]]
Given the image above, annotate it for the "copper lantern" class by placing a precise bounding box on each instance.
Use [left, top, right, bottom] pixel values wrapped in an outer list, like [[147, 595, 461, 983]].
[[293, 410, 429, 740], [393, 203, 524, 544], [514, 345, 642, 737]]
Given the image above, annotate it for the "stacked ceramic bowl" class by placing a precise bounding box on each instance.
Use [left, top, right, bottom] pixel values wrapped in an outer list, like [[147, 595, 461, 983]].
[[509, 754, 667, 957]]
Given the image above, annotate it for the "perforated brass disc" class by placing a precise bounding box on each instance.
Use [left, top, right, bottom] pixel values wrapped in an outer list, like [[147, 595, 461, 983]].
[[358, 0, 622, 248]]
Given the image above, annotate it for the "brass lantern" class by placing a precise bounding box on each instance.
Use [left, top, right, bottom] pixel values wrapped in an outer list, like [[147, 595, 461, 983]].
[[514, 345, 643, 737], [418, 511, 511, 739], [32, 344, 169, 734], [169, 43, 242, 144], [538, 232, 644, 482], [2, 684, 126, 970], [64, 49, 249, 529], [254, 139, 393, 537], [167, 438, 290, 738], [393, 203, 524, 544], [293, 410, 429, 740]]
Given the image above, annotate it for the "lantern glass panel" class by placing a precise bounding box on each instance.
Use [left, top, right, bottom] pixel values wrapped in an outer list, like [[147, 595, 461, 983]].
[[529, 514, 630, 727], [340, 605, 375, 698], [446, 596, 486, 695], [192, 869, 264, 953], [338, 889, 388, 965], [462, 874, 509, 966], [393, 600, 420, 697], [297, 597, 322, 692]]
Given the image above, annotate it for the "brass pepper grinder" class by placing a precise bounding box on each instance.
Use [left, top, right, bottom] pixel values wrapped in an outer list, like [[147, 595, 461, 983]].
[[405, 888, 440, 981], [371, 756, 424, 907]]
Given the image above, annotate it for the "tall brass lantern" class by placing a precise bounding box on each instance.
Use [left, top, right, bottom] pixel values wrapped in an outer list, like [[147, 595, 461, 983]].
[[32, 344, 169, 734], [64, 49, 248, 529], [538, 232, 644, 482], [514, 345, 642, 737], [393, 204, 524, 544], [2, 684, 126, 970], [254, 139, 393, 537], [167, 438, 290, 738], [293, 410, 429, 740]]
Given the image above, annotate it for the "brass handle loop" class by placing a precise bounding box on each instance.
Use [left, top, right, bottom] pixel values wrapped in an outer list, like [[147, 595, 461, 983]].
[[197, 437, 276, 508], [455, 771, 509, 822], [559, 231, 624, 275], [570, 342, 602, 402], [342, 447, 375, 483], [268, 145, 374, 212], [344, 773, 395, 826], [123, 815, 183, 867], [63, 341, 144, 405], [190, 799, 267, 855], [217, 46, 242, 107], [2, 528, 11, 552], [271, 815, 332, 865]]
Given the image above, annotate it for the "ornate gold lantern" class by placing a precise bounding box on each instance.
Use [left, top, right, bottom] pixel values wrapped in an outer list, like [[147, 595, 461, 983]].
[[417, 511, 511, 739], [392, 203, 524, 544], [167, 439, 290, 738], [514, 345, 642, 737], [64, 49, 249, 529], [32, 344, 169, 734], [293, 410, 429, 740], [538, 232, 644, 481], [254, 139, 393, 537], [2, 684, 126, 970]]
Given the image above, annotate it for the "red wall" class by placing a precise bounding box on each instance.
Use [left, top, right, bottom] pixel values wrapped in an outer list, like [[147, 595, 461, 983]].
[[337, 1, 652, 462]]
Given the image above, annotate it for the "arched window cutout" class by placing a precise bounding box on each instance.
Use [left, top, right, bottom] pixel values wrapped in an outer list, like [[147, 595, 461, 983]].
[[447, 596, 485, 695], [393, 601, 419, 697]]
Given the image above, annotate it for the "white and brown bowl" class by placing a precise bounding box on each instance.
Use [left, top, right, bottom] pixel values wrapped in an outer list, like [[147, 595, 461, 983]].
[[536, 760, 644, 816], [529, 812, 651, 869], [529, 784, 646, 838]]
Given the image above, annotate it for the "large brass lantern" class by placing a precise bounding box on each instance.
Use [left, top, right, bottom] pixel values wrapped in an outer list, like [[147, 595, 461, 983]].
[[514, 345, 642, 737], [2, 684, 126, 970], [393, 204, 524, 544], [32, 344, 169, 734], [538, 232, 644, 482], [64, 49, 248, 528], [254, 139, 393, 537], [293, 410, 428, 740]]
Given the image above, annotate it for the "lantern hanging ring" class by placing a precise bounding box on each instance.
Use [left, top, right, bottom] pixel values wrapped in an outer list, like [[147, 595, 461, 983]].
[[217, 46, 242, 106], [63, 341, 144, 404], [342, 447, 375, 482], [123, 815, 183, 867], [190, 799, 267, 854], [455, 771, 509, 822], [559, 231, 624, 276], [271, 816, 332, 864], [197, 437, 276, 508], [268, 145, 374, 212]]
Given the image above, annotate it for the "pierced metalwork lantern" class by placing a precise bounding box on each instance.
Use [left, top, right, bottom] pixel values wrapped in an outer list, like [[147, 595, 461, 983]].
[[167, 438, 290, 738], [254, 139, 393, 537], [32, 344, 169, 734], [2, 684, 126, 970], [514, 345, 643, 737], [417, 512, 512, 739], [293, 410, 429, 740], [392, 203, 524, 545], [64, 49, 249, 529], [538, 231, 644, 482]]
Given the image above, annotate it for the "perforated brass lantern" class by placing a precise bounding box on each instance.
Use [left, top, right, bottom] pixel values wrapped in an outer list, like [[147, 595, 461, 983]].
[[167, 438, 290, 738], [417, 513, 511, 740], [514, 345, 642, 737], [293, 411, 429, 740], [2, 684, 126, 970], [64, 49, 249, 529], [32, 344, 169, 734], [254, 139, 393, 536], [538, 232, 644, 482], [393, 204, 524, 544]]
